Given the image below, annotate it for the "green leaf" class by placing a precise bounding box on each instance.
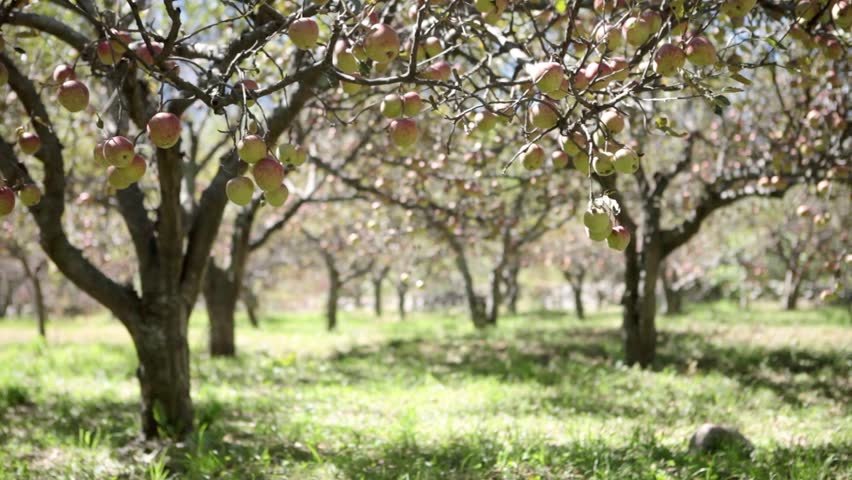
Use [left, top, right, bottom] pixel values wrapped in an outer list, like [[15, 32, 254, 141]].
[[715, 95, 731, 107], [765, 37, 787, 50], [730, 73, 753, 85], [555, 0, 567, 14]]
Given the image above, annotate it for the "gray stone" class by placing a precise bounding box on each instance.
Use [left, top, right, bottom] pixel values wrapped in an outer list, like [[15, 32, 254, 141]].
[[688, 423, 753, 454]]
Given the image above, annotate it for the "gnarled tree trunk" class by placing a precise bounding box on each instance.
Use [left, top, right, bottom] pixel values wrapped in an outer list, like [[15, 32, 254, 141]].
[[396, 282, 408, 320]]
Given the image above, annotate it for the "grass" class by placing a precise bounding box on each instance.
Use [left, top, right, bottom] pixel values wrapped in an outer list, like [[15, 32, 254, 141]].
[[0, 301, 850, 479]]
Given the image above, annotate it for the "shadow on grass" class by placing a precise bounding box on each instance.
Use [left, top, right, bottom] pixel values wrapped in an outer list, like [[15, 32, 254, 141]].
[[326, 326, 850, 409], [154, 425, 851, 480]]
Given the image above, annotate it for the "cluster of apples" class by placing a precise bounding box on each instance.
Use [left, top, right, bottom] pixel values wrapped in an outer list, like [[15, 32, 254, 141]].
[[380, 91, 424, 148], [795, 203, 834, 228], [92, 112, 182, 191], [0, 128, 44, 216], [0, 180, 41, 217], [52, 64, 90, 113], [583, 202, 631, 252], [226, 133, 306, 207]]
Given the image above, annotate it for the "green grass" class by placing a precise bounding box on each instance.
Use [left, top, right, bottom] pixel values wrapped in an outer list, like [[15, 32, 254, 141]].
[[0, 302, 850, 479]]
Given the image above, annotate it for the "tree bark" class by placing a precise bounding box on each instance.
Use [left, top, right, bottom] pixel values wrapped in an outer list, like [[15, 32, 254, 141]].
[[564, 268, 586, 320], [661, 264, 683, 315], [242, 287, 260, 328], [18, 256, 47, 338], [622, 238, 661, 368], [503, 258, 521, 315], [396, 283, 408, 320], [327, 267, 341, 331], [373, 278, 383, 317], [131, 306, 193, 439], [204, 264, 238, 356], [783, 269, 802, 310]]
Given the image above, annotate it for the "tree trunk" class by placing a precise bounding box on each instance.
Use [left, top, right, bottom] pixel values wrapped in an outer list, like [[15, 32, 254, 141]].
[[570, 281, 584, 320], [622, 240, 661, 368], [131, 304, 193, 439], [486, 266, 502, 326], [19, 256, 48, 338], [32, 263, 47, 338], [373, 278, 383, 317], [353, 285, 363, 309], [397, 283, 408, 320], [327, 266, 341, 331], [661, 265, 683, 315], [203, 264, 238, 357], [242, 287, 260, 328], [0, 275, 11, 319], [783, 270, 802, 310], [504, 260, 520, 315]]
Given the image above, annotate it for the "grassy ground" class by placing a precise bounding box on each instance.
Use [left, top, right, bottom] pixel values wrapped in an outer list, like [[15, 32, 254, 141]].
[[0, 301, 849, 479]]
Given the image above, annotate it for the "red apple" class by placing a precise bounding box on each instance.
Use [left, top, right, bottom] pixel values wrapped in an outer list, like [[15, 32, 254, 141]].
[[57, 80, 89, 112], [147, 112, 182, 149]]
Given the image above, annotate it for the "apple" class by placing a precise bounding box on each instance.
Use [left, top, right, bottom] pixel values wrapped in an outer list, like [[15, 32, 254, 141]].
[[641, 10, 663, 33], [594, 0, 624, 13], [622, 16, 651, 47], [123, 154, 147, 183], [473, 111, 498, 132], [238, 134, 267, 164], [93, 141, 109, 168], [816, 179, 831, 195], [402, 91, 424, 116], [103, 135, 135, 168], [234, 79, 259, 107], [227, 176, 255, 206], [613, 147, 639, 173], [796, 205, 812, 217], [0, 186, 15, 216], [551, 150, 569, 169], [520, 144, 545, 170], [584, 61, 613, 90], [133, 41, 163, 67], [107, 165, 133, 190], [18, 184, 41, 207], [594, 22, 623, 51], [97, 40, 122, 65], [364, 24, 400, 63], [18, 131, 41, 155], [52, 64, 75, 83], [109, 30, 132, 54], [573, 150, 591, 175], [475, 0, 508, 15], [342, 74, 364, 94], [57, 80, 89, 112], [584, 208, 612, 241], [607, 225, 631, 251], [530, 62, 565, 94], [654, 43, 686, 76], [601, 109, 625, 134], [389, 118, 418, 147], [380, 93, 403, 118], [833, 1, 852, 29], [264, 184, 289, 207], [279, 143, 307, 167], [529, 100, 559, 129], [593, 153, 615, 176], [546, 77, 571, 100], [252, 156, 285, 192], [147, 112, 181, 149], [607, 57, 630, 81], [333, 40, 359, 73], [421, 60, 452, 81], [720, 0, 757, 18], [684, 36, 718, 66], [288, 18, 319, 50], [561, 130, 587, 155], [423, 36, 443, 57]]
